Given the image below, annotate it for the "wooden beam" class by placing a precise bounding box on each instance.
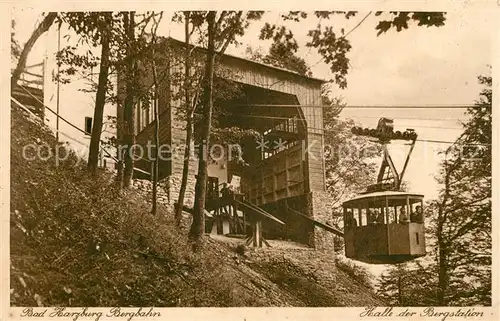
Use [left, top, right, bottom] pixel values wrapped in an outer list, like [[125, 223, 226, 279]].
[[254, 220, 262, 247], [233, 199, 285, 225], [262, 236, 271, 248], [262, 130, 302, 143], [22, 70, 44, 78], [174, 203, 211, 218], [25, 62, 44, 69], [285, 205, 344, 237], [242, 207, 246, 234], [19, 79, 44, 86]]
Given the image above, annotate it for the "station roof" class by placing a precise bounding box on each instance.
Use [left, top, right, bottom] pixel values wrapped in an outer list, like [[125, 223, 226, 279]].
[[163, 37, 326, 84]]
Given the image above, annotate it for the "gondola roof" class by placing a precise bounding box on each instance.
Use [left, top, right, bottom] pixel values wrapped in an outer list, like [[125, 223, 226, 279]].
[[343, 191, 424, 207]]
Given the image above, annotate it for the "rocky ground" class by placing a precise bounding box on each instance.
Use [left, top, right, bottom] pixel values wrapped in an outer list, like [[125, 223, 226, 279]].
[[209, 235, 385, 307]]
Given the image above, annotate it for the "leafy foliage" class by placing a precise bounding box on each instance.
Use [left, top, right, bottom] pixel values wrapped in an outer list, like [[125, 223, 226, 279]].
[[11, 12, 58, 89], [322, 96, 381, 226], [172, 11, 264, 51], [53, 12, 166, 179], [215, 11, 264, 49], [306, 26, 351, 88], [55, 12, 162, 100], [245, 42, 312, 76], [259, 11, 446, 88], [427, 71, 492, 306], [374, 12, 446, 36]]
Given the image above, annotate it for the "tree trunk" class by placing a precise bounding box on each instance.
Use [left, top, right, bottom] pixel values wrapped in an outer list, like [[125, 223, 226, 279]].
[[175, 11, 193, 226], [397, 274, 403, 306], [151, 63, 159, 215], [150, 14, 163, 215], [11, 12, 57, 89], [116, 150, 124, 188], [189, 11, 216, 250], [437, 211, 449, 306], [436, 159, 454, 306], [176, 117, 193, 223], [122, 11, 136, 188], [115, 79, 124, 188], [87, 15, 111, 175]]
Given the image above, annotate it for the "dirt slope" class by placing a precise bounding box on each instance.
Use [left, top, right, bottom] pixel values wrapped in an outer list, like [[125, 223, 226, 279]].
[[9, 105, 384, 307]]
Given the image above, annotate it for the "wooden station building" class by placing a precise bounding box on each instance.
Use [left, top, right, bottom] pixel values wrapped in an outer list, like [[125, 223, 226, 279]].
[[119, 37, 339, 249]]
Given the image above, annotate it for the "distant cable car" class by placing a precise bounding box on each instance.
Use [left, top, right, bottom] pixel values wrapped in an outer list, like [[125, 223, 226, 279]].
[[343, 118, 426, 264]]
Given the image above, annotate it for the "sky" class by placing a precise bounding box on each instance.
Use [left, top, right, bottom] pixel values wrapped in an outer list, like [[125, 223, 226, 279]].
[[12, 8, 493, 199]]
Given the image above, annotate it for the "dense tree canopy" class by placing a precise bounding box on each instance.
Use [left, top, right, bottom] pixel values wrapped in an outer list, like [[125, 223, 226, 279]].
[[377, 261, 438, 306], [429, 71, 492, 306]]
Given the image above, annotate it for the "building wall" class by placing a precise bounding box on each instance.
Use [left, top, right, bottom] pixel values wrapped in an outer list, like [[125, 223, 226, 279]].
[[43, 57, 116, 171], [167, 44, 326, 188], [117, 39, 332, 249], [243, 143, 306, 206], [215, 53, 326, 195], [125, 51, 172, 178], [260, 194, 314, 245], [311, 190, 336, 250], [167, 154, 229, 208], [162, 41, 330, 249]]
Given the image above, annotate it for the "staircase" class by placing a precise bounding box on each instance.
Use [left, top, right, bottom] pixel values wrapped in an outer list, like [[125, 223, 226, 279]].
[[12, 62, 45, 120]]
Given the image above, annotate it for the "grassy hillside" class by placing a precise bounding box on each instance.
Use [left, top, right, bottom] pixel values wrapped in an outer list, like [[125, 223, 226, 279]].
[[10, 105, 384, 307]]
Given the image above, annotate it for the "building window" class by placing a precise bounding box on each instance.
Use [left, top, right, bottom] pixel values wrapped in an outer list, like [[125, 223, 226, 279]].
[[85, 117, 93, 135], [136, 95, 158, 132], [260, 116, 302, 160]]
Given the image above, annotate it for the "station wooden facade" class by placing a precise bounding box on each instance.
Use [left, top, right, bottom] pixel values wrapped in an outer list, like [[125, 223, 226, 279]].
[[121, 38, 335, 247]]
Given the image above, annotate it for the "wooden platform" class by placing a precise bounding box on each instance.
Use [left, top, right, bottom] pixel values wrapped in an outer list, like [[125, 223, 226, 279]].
[[177, 193, 285, 247]]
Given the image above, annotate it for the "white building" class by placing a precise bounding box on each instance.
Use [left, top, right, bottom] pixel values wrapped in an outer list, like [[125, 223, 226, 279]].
[[41, 25, 117, 170]]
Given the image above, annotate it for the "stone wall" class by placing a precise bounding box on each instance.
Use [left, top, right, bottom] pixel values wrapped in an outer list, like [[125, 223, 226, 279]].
[[131, 172, 198, 210], [311, 190, 336, 251], [131, 178, 171, 205], [167, 171, 197, 208]]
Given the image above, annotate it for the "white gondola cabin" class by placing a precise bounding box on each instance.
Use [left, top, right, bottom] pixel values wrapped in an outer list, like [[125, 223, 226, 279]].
[[343, 191, 426, 264], [343, 118, 426, 264]]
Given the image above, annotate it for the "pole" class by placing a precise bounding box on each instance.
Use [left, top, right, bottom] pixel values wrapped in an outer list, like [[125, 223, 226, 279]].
[[56, 23, 61, 143]]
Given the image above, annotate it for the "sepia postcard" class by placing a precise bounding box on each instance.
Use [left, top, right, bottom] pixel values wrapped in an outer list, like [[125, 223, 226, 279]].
[[1, 1, 498, 320]]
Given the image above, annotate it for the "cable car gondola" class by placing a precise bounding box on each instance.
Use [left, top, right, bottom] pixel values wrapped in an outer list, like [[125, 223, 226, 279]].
[[342, 118, 426, 264]]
